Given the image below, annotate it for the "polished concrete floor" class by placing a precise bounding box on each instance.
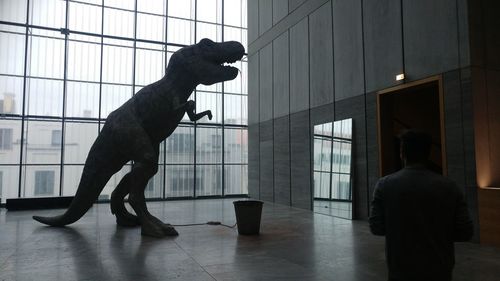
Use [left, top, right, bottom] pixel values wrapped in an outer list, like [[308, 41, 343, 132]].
[[1, 199, 500, 281]]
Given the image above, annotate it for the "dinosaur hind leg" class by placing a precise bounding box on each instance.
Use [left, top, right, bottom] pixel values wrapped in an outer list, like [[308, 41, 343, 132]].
[[111, 177, 140, 227]]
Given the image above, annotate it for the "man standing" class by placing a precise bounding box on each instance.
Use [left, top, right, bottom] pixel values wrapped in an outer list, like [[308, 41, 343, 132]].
[[369, 130, 473, 281]]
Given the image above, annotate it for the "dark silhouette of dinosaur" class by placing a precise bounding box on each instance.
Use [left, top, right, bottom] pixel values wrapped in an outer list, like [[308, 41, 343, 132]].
[[33, 38, 245, 238]]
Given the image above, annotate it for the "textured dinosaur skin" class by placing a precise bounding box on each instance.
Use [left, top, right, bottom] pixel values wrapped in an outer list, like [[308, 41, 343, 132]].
[[33, 39, 245, 237]]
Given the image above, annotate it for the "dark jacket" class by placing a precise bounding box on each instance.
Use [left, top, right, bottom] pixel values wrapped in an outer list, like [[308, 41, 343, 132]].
[[369, 166, 473, 281]]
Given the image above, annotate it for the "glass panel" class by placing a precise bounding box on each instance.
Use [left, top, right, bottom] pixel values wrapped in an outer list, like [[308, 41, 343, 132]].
[[196, 22, 221, 42], [69, 1, 102, 34], [223, 26, 247, 51], [0, 166, 19, 199], [23, 120, 62, 164], [0, 119, 21, 164], [224, 165, 247, 195], [138, 0, 166, 15], [0, 26, 26, 75], [67, 35, 101, 82], [166, 165, 193, 198], [137, 13, 166, 42], [224, 94, 247, 125], [21, 165, 60, 197], [145, 166, 164, 199], [314, 137, 332, 172], [0, 0, 28, 23], [223, 59, 243, 94], [339, 142, 351, 174], [65, 81, 100, 118], [26, 78, 64, 117], [0, 76, 24, 115], [64, 122, 99, 164], [165, 126, 194, 164], [196, 0, 222, 24], [314, 171, 330, 199], [224, 0, 244, 27], [167, 17, 195, 45], [101, 164, 131, 200], [105, 0, 135, 10], [196, 91, 221, 124], [100, 84, 132, 118], [29, 0, 66, 28], [135, 42, 165, 86], [27, 32, 65, 79], [196, 165, 221, 196], [224, 128, 247, 163], [62, 165, 83, 196], [102, 39, 134, 84], [103, 7, 134, 38], [167, 0, 194, 20], [196, 126, 222, 164]]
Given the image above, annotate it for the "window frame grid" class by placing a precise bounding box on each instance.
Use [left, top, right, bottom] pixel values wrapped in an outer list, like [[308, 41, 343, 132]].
[[0, 0, 248, 200]]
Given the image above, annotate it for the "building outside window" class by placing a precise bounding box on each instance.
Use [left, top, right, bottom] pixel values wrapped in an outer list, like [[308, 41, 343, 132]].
[[0, 128, 13, 150], [34, 170, 55, 196], [0, 0, 248, 200]]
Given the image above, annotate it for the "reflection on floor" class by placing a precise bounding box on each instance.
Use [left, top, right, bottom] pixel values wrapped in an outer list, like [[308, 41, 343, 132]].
[[314, 200, 352, 219], [1, 199, 500, 281]]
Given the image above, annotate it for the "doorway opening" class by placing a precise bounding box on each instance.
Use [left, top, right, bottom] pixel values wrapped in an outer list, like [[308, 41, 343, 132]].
[[377, 76, 447, 176]]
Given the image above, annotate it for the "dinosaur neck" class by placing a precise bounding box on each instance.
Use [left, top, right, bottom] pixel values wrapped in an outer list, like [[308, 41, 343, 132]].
[[158, 66, 198, 100]]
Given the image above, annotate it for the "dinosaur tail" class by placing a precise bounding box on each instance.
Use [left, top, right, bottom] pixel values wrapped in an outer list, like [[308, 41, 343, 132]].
[[33, 135, 122, 226], [32, 164, 116, 226]]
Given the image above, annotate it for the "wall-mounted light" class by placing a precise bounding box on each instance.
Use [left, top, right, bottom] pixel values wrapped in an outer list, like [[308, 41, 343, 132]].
[[396, 73, 405, 81]]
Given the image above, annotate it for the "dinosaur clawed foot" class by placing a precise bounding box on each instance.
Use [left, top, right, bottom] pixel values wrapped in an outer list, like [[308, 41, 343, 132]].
[[111, 200, 141, 227], [115, 212, 141, 227], [141, 215, 178, 238]]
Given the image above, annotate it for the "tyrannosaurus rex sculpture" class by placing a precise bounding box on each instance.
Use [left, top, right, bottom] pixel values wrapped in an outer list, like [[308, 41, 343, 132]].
[[33, 38, 245, 238]]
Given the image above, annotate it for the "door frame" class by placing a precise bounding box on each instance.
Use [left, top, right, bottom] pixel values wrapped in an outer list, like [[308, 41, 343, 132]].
[[376, 75, 447, 177]]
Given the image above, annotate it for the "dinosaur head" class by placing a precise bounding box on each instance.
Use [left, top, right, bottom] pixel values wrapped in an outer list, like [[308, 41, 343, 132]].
[[168, 38, 245, 86]]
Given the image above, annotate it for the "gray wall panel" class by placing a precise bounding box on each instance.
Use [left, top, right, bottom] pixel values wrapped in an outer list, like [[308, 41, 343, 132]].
[[443, 70, 466, 188], [290, 110, 312, 210], [274, 117, 291, 205], [273, 32, 290, 118], [259, 44, 273, 122], [309, 1, 334, 108], [259, 120, 274, 141], [248, 54, 260, 125], [310, 102, 334, 126], [289, 0, 307, 12], [365, 92, 379, 206], [403, 0, 459, 80], [273, 0, 289, 25], [289, 18, 310, 113], [248, 0, 259, 44], [248, 125, 260, 199], [460, 68, 477, 187], [260, 140, 275, 202], [362, 0, 403, 93], [259, 0, 273, 36], [457, 0, 470, 68], [333, 0, 364, 101]]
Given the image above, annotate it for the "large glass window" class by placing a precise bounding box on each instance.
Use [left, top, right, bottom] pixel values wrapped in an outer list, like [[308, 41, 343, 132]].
[[0, 0, 248, 200]]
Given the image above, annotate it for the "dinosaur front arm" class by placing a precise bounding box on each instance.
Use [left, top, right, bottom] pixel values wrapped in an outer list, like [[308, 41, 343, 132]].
[[183, 100, 213, 121]]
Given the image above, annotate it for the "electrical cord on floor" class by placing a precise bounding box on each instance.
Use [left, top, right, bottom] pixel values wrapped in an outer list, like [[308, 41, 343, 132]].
[[172, 221, 237, 228]]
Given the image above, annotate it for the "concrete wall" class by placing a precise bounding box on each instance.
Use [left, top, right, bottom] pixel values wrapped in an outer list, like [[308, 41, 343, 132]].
[[247, 0, 477, 229]]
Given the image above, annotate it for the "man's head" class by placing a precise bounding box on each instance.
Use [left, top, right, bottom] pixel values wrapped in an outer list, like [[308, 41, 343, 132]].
[[399, 129, 432, 165], [168, 38, 245, 85]]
